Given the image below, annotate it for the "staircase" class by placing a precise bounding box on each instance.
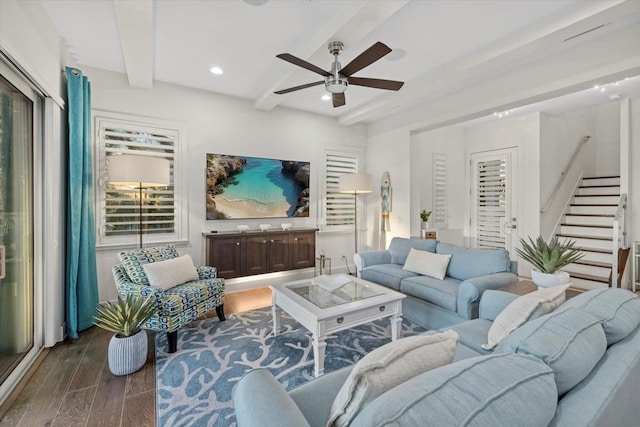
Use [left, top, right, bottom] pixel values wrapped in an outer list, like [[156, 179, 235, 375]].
[[555, 175, 621, 290]]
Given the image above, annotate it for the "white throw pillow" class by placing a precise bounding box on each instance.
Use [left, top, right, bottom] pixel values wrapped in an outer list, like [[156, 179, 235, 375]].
[[327, 330, 459, 427], [402, 248, 452, 280], [142, 254, 199, 291], [482, 284, 570, 350]]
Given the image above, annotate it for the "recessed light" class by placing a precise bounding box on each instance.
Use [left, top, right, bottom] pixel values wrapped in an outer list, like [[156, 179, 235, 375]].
[[321, 94, 331, 101], [210, 66, 223, 75]]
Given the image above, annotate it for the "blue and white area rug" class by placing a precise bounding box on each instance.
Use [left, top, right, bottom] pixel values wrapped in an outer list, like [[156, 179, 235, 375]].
[[155, 307, 426, 427]]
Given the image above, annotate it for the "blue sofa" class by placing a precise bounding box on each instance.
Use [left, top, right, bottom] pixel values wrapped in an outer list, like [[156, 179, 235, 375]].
[[234, 288, 640, 426], [354, 238, 518, 330]]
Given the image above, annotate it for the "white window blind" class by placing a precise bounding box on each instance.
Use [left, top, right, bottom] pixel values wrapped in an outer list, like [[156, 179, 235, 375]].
[[433, 153, 447, 228], [95, 114, 185, 246], [476, 158, 507, 249], [322, 149, 362, 230]]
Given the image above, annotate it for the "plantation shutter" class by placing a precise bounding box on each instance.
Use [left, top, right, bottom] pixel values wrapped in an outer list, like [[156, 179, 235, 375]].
[[475, 157, 507, 249], [323, 150, 361, 229], [99, 119, 176, 238], [433, 153, 447, 228]]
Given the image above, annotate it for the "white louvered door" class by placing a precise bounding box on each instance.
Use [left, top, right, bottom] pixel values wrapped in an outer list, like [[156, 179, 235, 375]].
[[470, 148, 518, 254]]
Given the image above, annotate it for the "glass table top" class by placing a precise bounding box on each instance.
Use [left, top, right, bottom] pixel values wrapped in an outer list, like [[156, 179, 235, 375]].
[[286, 279, 384, 309]]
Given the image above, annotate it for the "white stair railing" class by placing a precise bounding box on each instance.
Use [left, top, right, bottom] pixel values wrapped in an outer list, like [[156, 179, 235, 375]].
[[611, 193, 627, 287]]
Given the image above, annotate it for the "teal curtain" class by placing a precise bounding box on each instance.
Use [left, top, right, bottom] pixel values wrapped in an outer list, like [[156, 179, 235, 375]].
[[65, 67, 98, 339]]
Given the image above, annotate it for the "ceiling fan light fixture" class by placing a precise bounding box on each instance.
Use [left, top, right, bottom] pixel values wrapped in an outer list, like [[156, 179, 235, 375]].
[[325, 76, 348, 94]]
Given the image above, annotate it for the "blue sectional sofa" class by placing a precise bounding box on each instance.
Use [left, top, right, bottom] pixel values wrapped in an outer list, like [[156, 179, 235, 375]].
[[354, 237, 518, 330], [234, 288, 640, 427]]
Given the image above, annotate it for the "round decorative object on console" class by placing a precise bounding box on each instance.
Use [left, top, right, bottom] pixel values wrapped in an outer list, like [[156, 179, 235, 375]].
[[236, 225, 250, 232], [259, 224, 271, 232], [281, 223, 292, 230]]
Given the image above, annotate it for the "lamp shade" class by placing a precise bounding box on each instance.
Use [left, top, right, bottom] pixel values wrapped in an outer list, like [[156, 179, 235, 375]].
[[108, 154, 170, 187], [339, 173, 372, 194]]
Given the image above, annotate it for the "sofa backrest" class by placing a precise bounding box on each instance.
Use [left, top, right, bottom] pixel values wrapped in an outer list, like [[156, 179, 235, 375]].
[[388, 237, 437, 265], [350, 353, 557, 427], [117, 244, 179, 285], [435, 242, 511, 281]]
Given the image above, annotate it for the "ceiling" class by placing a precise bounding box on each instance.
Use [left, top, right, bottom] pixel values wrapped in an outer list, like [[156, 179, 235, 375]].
[[39, 0, 640, 127]]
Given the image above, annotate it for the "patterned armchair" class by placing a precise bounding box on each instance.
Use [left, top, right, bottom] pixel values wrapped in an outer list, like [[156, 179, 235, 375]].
[[112, 244, 225, 353]]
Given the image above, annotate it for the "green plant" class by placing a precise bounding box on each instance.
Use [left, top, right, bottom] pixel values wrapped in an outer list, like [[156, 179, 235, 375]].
[[93, 294, 157, 338], [420, 210, 432, 222], [515, 236, 584, 274]]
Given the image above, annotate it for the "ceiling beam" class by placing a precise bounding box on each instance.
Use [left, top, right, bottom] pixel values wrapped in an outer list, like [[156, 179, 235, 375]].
[[339, 0, 640, 126], [112, 0, 153, 89], [254, 0, 409, 112]]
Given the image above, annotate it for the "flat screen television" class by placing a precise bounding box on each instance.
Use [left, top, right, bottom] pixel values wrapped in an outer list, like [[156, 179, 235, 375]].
[[206, 153, 310, 220]]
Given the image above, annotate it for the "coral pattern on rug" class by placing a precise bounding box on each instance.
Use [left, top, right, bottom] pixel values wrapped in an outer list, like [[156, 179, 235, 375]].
[[155, 307, 426, 426]]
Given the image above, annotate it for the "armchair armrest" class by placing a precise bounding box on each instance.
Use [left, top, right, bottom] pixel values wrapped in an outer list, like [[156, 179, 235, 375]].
[[479, 290, 519, 321], [197, 265, 218, 279], [457, 272, 518, 320], [354, 250, 392, 277], [112, 265, 166, 309], [234, 369, 310, 427]]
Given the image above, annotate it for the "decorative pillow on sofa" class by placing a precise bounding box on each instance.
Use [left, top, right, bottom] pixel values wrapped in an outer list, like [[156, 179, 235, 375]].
[[327, 330, 459, 427], [402, 248, 452, 280], [142, 254, 199, 291], [482, 284, 569, 349], [118, 245, 179, 285]]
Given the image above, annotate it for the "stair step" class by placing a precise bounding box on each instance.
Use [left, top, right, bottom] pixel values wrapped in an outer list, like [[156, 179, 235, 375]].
[[574, 194, 620, 198], [578, 246, 613, 254], [568, 205, 617, 215], [583, 175, 620, 180], [574, 259, 611, 268], [564, 271, 609, 284], [557, 233, 612, 241], [560, 223, 612, 229], [570, 277, 609, 291], [565, 213, 614, 217], [581, 176, 620, 187], [579, 184, 620, 188], [559, 225, 612, 238], [577, 185, 620, 196]]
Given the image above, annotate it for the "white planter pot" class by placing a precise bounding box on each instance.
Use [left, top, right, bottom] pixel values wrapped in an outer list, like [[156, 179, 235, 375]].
[[531, 270, 571, 289], [421, 221, 430, 230], [108, 329, 148, 376]]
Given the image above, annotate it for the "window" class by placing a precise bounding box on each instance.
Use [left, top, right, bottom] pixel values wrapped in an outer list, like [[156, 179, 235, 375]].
[[95, 113, 186, 247], [321, 148, 363, 231], [433, 153, 448, 228]]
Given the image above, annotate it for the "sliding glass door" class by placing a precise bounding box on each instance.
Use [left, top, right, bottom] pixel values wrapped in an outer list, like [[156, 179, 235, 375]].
[[0, 72, 34, 387]]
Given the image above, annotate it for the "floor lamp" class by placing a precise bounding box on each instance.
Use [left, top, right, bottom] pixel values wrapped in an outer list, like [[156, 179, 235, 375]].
[[339, 173, 372, 254], [107, 154, 171, 248]]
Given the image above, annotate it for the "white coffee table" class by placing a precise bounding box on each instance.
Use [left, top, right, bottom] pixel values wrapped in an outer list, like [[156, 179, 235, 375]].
[[270, 276, 406, 377]]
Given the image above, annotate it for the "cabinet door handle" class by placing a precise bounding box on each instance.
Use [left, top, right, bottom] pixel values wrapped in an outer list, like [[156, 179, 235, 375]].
[[294, 238, 298, 241], [0, 245, 5, 280], [263, 240, 267, 243], [271, 240, 275, 243], [236, 242, 240, 246]]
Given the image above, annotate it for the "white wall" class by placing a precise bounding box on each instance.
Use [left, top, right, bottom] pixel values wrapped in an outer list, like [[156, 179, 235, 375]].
[[410, 126, 466, 244], [629, 97, 640, 252], [365, 127, 412, 250], [86, 67, 367, 301]]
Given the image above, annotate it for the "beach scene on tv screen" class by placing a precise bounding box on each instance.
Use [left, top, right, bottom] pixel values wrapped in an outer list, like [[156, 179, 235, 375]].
[[206, 154, 310, 220]]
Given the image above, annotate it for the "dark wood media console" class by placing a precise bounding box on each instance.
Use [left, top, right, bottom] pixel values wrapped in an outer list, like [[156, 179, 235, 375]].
[[203, 228, 318, 279]]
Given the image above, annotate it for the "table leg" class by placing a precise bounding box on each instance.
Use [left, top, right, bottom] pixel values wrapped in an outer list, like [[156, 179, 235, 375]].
[[312, 335, 327, 377], [390, 312, 402, 341], [272, 304, 282, 336]]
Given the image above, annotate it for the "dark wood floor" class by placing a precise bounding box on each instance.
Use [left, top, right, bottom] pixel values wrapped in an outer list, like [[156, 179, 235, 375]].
[[0, 287, 273, 427]]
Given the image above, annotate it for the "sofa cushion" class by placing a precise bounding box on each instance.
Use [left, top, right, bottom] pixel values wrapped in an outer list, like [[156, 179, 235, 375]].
[[400, 275, 459, 312], [436, 242, 510, 281], [350, 353, 557, 427], [327, 330, 458, 427], [482, 284, 568, 349], [496, 307, 607, 395], [388, 237, 437, 265], [143, 254, 199, 291], [558, 288, 640, 345], [402, 248, 451, 280], [118, 245, 179, 285], [446, 318, 494, 356], [361, 264, 418, 291]]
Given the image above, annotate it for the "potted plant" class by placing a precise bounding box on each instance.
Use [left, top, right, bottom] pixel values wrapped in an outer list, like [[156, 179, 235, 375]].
[[515, 236, 584, 288], [420, 210, 432, 229], [93, 294, 157, 376]]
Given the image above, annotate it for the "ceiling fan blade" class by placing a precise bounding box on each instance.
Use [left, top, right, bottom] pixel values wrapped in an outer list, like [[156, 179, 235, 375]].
[[276, 53, 331, 77], [348, 77, 404, 91], [332, 93, 345, 108], [274, 81, 324, 95], [340, 42, 392, 77]]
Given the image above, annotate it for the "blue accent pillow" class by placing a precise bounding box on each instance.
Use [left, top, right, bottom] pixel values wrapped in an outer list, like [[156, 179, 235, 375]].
[[117, 244, 179, 285], [558, 288, 640, 345], [388, 237, 437, 265], [496, 307, 607, 395], [436, 242, 510, 281]]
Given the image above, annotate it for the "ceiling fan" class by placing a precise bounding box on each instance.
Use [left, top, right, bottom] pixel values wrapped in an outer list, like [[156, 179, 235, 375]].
[[274, 41, 404, 108]]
